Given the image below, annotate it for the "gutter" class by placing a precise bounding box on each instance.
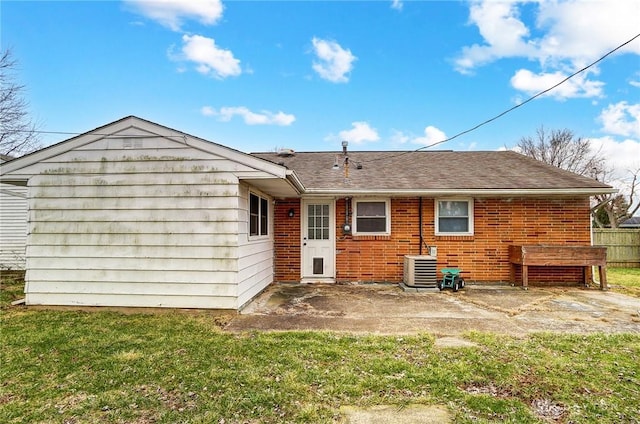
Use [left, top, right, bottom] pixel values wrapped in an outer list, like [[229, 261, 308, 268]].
[[285, 170, 306, 194], [301, 187, 617, 197]]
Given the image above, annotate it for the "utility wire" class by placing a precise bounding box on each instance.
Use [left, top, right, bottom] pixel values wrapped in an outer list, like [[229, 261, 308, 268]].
[[359, 31, 640, 165], [9, 33, 640, 156]]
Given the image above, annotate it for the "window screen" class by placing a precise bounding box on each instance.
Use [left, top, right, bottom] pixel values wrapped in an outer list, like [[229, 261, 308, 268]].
[[355, 201, 388, 233], [437, 200, 471, 233], [249, 193, 268, 236]]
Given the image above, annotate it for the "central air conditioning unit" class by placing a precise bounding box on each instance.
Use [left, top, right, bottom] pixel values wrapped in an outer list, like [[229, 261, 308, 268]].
[[403, 255, 438, 288]]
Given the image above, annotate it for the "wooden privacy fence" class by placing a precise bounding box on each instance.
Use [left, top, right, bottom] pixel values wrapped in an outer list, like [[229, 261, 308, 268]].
[[593, 229, 640, 268]]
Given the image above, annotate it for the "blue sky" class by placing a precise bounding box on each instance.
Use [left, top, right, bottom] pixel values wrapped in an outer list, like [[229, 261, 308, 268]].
[[2, 0, 639, 184]]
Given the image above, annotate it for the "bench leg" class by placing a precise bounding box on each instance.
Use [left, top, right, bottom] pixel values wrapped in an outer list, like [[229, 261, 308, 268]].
[[599, 265, 608, 290], [584, 266, 592, 286], [522, 265, 528, 290]]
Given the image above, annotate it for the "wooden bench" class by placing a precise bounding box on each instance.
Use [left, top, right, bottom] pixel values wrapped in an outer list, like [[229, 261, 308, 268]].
[[509, 245, 607, 290]]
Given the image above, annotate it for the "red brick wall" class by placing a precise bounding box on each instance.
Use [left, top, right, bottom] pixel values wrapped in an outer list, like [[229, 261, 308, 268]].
[[274, 197, 593, 285], [273, 199, 301, 282]]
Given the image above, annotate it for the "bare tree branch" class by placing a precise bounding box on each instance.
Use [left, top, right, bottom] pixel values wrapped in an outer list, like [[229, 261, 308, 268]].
[[0, 49, 41, 157], [517, 126, 606, 176], [626, 168, 640, 218], [516, 126, 639, 227]]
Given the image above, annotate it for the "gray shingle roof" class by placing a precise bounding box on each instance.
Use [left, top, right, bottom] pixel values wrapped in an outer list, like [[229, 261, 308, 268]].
[[620, 216, 640, 227], [251, 150, 613, 194]]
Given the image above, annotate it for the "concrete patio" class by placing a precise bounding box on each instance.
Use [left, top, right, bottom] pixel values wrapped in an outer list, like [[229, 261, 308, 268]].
[[226, 283, 640, 336]]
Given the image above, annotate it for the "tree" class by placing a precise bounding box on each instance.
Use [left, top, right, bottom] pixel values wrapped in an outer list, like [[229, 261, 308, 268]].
[[0, 49, 40, 157], [516, 126, 606, 176], [515, 126, 638, 228], [592, 167, 640, 228]]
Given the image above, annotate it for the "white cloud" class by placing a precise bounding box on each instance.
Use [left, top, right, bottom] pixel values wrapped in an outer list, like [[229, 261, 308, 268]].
[[455, 1, 640, 99], [388, 126, 448, 147], [311, 37, 357, 83], [589, 136, 640, 180], [535, 0, 640, 65], [391, 0, 403, 11], [180, 34, 241, 79], [338, 122, 379, 144], [598, 102, 640, 138], [510, 69, 604, 99], [200, 106, 216, 116], [124, 0, 223, 31], [390, 129, 410, 146], [454, 0, 536, 73], [457, 0, 640, 73], [412, 126, 447, 146], [201, 106, 295, 126]]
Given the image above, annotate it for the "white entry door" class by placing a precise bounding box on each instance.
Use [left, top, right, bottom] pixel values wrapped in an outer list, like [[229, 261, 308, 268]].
[[302, 200, 335, 280]]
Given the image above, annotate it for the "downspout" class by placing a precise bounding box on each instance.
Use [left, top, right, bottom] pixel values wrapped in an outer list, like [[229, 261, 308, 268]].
[[419, 197, 423, 255]]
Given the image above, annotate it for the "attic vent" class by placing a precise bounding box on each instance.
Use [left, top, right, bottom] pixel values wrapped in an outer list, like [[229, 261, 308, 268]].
[[403, 255, 437, 288], [277, 148, 295, 157], [123, 138, 144, 149]]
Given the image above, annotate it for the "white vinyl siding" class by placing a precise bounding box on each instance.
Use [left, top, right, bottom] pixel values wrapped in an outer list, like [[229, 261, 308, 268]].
[[0, 183, 28, 270], [435, 198, 474, 235], [237, 184, 274, 308], [15, 126, 278, 309]]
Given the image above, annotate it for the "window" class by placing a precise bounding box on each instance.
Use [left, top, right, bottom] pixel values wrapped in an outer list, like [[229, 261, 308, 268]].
[[353, 199, 390, 235], [249, 192, 269, 237], [436, 199, 474, 235], [307, 204, 330, 240]]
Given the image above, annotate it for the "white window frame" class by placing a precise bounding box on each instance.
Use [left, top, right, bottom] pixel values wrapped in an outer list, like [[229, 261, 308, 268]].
[[249, 191, 269, 239], [435, 198, 474, 236], [352, 198, 391, 236]]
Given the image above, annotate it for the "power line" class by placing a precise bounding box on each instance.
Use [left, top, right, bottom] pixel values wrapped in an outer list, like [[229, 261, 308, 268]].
[[7, 33, 640, 157], [360, 31, 640, 165]]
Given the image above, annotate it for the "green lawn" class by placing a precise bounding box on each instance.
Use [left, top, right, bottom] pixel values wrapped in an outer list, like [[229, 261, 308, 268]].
[[607, 267, 640, 297], [1, 275, 639, 423]]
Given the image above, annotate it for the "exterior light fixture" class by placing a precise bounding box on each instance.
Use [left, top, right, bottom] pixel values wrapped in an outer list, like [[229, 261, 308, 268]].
[[288, 208, 295, 218]]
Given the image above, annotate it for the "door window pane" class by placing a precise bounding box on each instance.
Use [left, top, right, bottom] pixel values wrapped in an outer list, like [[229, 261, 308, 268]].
[[308, 203, 330, 240]]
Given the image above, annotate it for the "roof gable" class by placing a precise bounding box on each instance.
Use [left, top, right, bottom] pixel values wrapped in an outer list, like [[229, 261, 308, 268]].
[[1, 116, 292, 181]]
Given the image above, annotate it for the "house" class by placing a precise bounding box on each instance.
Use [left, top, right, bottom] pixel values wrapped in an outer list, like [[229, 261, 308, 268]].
[[252, 149, 615, 286], [620, 216, 640, 228], [0, 154, 28, 270], [0, 116, 303, 309], [0, 116, 615, 310]]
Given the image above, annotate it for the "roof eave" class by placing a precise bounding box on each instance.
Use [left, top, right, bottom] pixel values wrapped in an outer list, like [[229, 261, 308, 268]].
[[285, 170, 306, 194], [301, 187, 617, 197]]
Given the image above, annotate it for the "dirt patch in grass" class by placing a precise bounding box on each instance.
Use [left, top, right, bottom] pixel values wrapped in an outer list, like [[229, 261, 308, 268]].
[[530, 398, 567, 422], [340, 404, 451, 424], [434, 336, 478, 348]]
